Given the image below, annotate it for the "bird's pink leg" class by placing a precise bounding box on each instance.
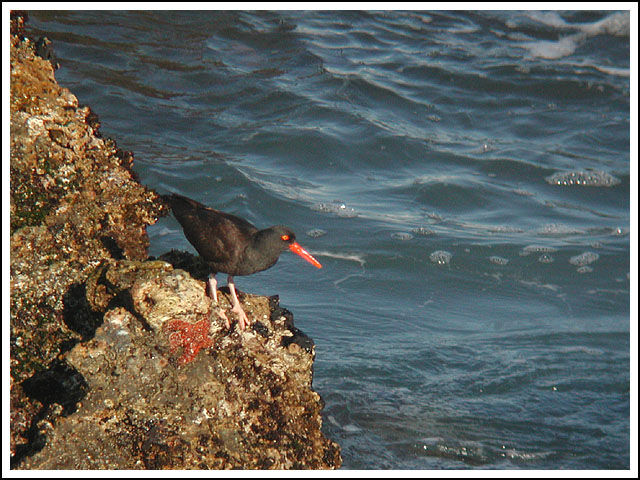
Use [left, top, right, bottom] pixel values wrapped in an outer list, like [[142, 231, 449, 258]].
[[227, 275, 250, 331], [208, 273, 220, 303], [208, 273, 230, 329]]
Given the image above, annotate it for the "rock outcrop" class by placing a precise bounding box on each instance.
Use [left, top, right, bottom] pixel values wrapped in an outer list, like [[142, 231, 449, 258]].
[[9, 12, 340, 469]]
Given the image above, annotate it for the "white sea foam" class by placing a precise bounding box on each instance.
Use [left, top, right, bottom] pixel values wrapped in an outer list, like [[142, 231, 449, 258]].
[[522, 35, 581, 60], [411, 227, 436, 236], [305, 228, 327, 238], [520, 245, 558, 256], [314, 250, 366, 266], [489, 256, 509, 266], [577, 266, 594, 274], [569, 251, 600, 267], [538, 254, 555, 264], [592, 65, 630, 78], [519, 280, 561, 292], [526, 11, 629, 36], [545, 170, 621, 187], [537, 223, 583, 236], [518, 12, 629, 60], [312, 200, 358, 218], [391, 232, 414, 241], [430, 250, 452, 265]]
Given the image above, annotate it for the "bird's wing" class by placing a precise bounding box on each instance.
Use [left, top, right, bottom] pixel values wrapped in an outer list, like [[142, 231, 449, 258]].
[[164, 194, 258, 271]]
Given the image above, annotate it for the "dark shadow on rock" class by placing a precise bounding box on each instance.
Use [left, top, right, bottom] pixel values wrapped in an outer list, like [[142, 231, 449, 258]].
[[156, 249, 212, 281], [35, 36, 57, 68], [281, 327, 315, 354], [11, 360, 89, 469], [99, 235, 125, 260], [13, 360, 88, 468], [11, 405, 52, 469], [85, 106, 101, 135], [63, 282, 104, 340], [81, 262, 153, 332], [109, 288, 154, 332], [251, 321, 271, 338], [94, 266, 154, 332], [21, 359, 88, 415]]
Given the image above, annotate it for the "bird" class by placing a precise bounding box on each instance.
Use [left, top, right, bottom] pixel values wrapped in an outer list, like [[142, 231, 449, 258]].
[[162, 193, 322, 330]]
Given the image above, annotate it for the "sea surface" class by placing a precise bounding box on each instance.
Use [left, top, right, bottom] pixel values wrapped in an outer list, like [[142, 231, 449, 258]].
[[26, 10, 632, 470]]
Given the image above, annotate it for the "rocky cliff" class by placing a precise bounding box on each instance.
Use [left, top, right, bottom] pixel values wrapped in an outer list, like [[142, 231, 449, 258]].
[[9, 12, 341, 469]]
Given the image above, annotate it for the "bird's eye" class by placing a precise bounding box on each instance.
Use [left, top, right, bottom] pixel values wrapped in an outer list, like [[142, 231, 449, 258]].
[[281, 234, 290, 242]]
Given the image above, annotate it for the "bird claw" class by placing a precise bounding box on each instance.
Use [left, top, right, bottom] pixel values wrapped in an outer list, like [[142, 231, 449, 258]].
[[210, 304, 230, 330], [231, 303, 251, 331], [208, 278, 250, 332], [209, 299, 250, 332]]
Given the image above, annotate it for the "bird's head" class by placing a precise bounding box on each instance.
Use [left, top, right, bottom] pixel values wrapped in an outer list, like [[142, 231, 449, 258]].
[[269, 226, 322, 269]]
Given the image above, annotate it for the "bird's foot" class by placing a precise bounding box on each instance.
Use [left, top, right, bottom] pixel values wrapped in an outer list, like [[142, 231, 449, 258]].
[[210, 303, 231, 330], [231, 302, 251, 331], [226, 276, 251, 331]]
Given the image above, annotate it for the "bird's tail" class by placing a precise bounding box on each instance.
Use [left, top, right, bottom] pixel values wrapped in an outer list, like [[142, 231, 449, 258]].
[[161, 193, 205, 215]]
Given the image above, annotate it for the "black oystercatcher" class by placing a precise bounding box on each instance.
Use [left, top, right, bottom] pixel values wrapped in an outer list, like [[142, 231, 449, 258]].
[[163, 193, 322, 330]]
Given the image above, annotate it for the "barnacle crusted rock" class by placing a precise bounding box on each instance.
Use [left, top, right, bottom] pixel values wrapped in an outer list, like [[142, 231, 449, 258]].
[[10, 13, 340, 469], [10, 19, 164, 462], [21, 260, 341, 469]]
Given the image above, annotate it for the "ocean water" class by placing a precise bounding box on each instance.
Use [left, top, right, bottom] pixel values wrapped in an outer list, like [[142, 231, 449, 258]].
[[26, 10, 632, 470]]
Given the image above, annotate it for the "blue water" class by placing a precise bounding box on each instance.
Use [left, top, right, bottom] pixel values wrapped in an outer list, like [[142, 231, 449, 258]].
[[27, 10, 632, 470]]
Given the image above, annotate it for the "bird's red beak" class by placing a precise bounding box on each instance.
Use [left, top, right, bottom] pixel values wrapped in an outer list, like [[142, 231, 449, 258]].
[[289, 242, 322, 269]]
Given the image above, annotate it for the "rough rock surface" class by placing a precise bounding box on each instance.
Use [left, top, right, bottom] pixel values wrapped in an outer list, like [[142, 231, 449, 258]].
[[10, 13, 340, 470], [10, 16, 164, 464], [20, 260, 341, 469]]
